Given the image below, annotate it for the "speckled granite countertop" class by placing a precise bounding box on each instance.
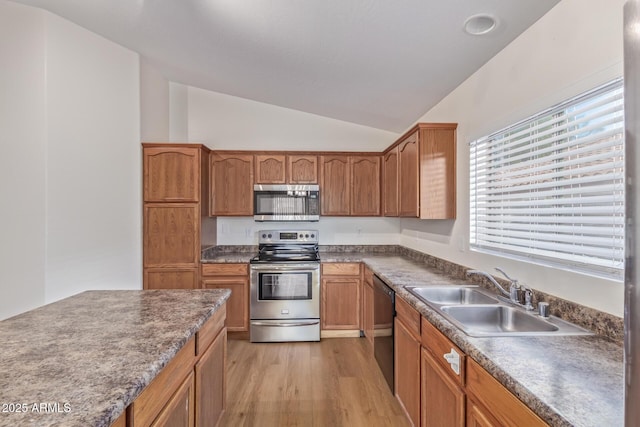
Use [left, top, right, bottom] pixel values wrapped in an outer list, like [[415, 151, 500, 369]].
[[0, 289, 230, 427], [348, 254, 623, 427], [203, 249, 623, 426]]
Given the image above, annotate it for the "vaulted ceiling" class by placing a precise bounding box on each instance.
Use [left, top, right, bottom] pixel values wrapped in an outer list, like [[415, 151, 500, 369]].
[[10, 0, 560, 132]]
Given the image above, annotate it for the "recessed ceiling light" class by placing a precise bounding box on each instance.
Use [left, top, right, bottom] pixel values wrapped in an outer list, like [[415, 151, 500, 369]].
[[464, 14, 497, 36]]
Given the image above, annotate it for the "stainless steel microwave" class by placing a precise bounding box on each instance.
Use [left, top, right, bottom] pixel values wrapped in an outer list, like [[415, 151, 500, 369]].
[[253, 184, 320, 221]]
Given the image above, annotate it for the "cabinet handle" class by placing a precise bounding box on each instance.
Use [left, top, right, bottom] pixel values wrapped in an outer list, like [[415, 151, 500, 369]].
[[443, 348, 461, 375]]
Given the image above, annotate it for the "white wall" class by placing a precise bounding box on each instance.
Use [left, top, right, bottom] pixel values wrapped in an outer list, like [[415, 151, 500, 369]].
[[0, 1, 142, 319], [404, 0, 625, 316], [44, 13, 142, 303], [170, 83, 189, 141], [140, 60, 170, 141], [0, 1, 47, 319], [187, 86, 398, 150]]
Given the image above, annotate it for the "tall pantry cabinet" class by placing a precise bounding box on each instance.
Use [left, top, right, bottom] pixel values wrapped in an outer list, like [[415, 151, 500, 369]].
[[142, 144, 214, 289]]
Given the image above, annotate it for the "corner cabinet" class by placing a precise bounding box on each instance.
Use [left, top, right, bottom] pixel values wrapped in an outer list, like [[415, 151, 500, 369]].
[[142, 144, 211, 290], [210, 153, 253, 216], [383, 123, 457, 219]]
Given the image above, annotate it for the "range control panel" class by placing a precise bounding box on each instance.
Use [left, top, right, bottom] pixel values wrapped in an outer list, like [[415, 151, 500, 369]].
[[258, 230, 319, 244]]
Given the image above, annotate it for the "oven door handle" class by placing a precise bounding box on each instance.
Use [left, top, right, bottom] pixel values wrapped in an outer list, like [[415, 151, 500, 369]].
[[251, 320, 320, 327], [250, 265, 319, 272]]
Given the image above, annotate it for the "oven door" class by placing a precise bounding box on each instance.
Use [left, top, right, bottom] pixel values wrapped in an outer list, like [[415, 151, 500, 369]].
[[250, 263, 320, 320]]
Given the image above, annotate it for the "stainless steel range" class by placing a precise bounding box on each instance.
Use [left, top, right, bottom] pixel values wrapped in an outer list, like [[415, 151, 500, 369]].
[[249, 230, 320, 342]]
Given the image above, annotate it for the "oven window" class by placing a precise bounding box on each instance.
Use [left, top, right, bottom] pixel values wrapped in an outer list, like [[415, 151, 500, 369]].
[[258, 272, 312, 300]]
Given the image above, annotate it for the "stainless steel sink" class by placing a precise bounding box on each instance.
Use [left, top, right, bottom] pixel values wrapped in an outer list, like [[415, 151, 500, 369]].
[[405, 285, 593, 337], [408, 286, 498, 305], [441, 305, 558, 334]]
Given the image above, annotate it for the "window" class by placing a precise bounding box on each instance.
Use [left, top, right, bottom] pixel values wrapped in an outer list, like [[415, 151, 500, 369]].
[[469, 79, 624, 280]]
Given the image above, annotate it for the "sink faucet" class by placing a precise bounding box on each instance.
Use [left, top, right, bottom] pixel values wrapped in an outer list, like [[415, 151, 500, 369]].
[[466, 268, 532, 309]]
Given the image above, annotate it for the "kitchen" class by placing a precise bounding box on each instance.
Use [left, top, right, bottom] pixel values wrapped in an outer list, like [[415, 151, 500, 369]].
[[0, 0, 634, 426]]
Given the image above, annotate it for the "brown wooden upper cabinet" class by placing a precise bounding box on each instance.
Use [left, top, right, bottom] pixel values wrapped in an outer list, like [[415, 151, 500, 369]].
[[320, 155, 351, 215], [254, 154, 286, 184], [384, 123, 457, 219], [144, 146, 200, 202], [288, 155, 318, 183], [319, 154, 381, 216], [254, 154, 318, 184], [351, 156, 381, 216], [211, 153, 254, 216]]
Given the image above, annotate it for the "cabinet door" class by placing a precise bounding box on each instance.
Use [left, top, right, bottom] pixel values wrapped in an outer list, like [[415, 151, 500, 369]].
[[145, 268, 198, 290], [321, 277, 360, 330], [255, 155, 286, 184], [398, 132, 419, 217], [202, 279, 248, 332], [144, 204, 199, 267], [320, 155, 350, 216], [195, 328, 227, 427], [395, 318, 421, 427], [151, 372, 195, 427], [383, 147, 399, 217], [351, 156, 381, 216], [421, 348, 465, 427], [144, 146, 200, 202], [420, 127, 456, 219], [211, 153, 254, 215], [467, 397, 500, 427], [288, 155, 318, 183]]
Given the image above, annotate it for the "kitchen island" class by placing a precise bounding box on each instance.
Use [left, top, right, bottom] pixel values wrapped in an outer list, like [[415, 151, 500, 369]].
[[0, 289, 230, 427]]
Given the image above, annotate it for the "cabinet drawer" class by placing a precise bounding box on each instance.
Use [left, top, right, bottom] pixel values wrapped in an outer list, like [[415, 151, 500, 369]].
[[201, 263, 248, 276], [396, 296, 420, 339], [467, 358, 548, 427], [421, 317, 465, 386], [196, 305, 226, 356], [322, 262, 360, 276]]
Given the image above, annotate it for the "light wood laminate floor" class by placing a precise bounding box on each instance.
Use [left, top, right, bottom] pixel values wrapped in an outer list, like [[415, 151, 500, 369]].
[[218, 337, 411, 427]]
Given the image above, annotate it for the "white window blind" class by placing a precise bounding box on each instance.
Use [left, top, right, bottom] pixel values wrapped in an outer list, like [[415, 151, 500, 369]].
[[469, 79, 624, 280]]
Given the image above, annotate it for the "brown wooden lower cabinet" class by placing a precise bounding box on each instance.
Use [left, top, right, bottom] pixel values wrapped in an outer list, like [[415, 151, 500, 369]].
[[128, 305, 227, 427], [321, 263, 361, 331], [195, 329, 227, 427], [466, 396, 501, 427], [466, 358, 548, 427], [390, 310, 549, 427], [394, 314, 421, 426], [421, 348, 465, 427], [151, 372, 195, 427], [201, 263, 249, 332]]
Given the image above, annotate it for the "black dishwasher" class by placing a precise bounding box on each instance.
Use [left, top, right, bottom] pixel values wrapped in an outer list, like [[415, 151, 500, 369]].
[[373, 275, 395, 392]]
